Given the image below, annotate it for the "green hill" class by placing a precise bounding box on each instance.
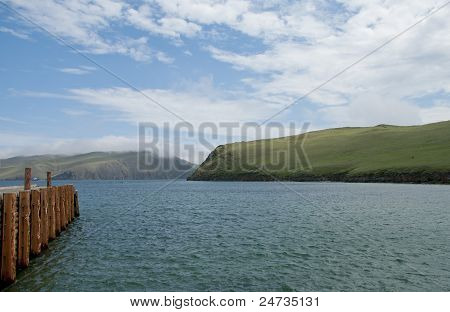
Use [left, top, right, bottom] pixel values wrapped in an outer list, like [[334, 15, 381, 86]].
[[0, 152, 195, 180], [188, 121, 450, 184]]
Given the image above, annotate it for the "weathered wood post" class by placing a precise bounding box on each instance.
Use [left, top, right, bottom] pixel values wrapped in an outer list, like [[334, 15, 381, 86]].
[[24, 168, 32, 191], [72, 186, 75, 220], [69, 185, 74, 222], [40, 188, 49, 249], [67, 186, 72, 223], [55, 187, 61, 235], [65, 186, 70, 225], [47, 171, 52, 188], [30, 189, 41, 256], [68, 186, 72, 222], [1, 177, 81, 285], [60, 186, 66, 230], [0, 195, 2, 275], [63, 186, 67, 228], [74, 190, 80, 217], [64, 186, 70, 224], [48, 186, 56, 240], [1, 193, 17, 284], [18, 191, 31, 268]]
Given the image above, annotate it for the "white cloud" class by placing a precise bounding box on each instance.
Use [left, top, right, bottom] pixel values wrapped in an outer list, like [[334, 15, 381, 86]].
[[154, 0, 334, 43], [204, 0, 450, 126], [0, 116, 28, 124], [155, 51, 174, 64], [126, 4, 201, 38], [155, 0, 249, 25], [58, 66, 97, 75], [158, 17, 201, 37], [61, 109, 90, 116], [0, 26, 30, 40], [4, 0, 450, 129], [4, 0, 206, 62], [4, 0, 154, 61], [319, 94, 422, 127], [19, 74, 282, 127], [64, 86, 274, 126], [0, 130, 213, 163], [420, 103, 450, 124], [0, 133, 137, 159]]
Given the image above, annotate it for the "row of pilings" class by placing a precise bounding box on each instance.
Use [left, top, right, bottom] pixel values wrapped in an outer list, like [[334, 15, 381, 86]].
[[0, 168, 80, 286]]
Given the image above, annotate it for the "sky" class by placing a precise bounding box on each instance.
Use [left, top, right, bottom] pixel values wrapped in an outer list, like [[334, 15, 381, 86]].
[[0, 0, 449, 162]]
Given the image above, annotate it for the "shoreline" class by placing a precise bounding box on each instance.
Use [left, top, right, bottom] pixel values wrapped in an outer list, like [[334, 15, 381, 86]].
[[187, 171, 450, 185]]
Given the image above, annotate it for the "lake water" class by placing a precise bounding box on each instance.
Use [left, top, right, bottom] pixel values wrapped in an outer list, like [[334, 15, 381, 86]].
[[1, 180, 449, 291]]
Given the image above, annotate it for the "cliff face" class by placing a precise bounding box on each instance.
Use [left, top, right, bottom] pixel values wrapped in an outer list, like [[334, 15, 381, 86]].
[[188, 121, 450, 184], [0, 152, 195, 180]]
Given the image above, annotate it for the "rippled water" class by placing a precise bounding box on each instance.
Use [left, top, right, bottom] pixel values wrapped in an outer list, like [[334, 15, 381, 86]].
[[1, 180, 449, 291]]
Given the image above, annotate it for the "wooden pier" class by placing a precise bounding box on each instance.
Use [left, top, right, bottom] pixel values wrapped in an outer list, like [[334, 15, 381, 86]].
[[0, 168, 80, 286]]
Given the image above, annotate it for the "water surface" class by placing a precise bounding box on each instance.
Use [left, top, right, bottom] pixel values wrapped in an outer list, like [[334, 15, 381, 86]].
[[2, 180, 449, 291]]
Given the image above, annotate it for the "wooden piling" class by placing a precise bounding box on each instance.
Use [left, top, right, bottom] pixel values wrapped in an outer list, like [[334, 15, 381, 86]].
[[48, 186, 56, 240], [72, 187, 75, 219], [1, 172, 80, 285], [62, 186, 66, 226], [24, 168, 32, 191], [65, 186, 69, 227], [0, 195, 2, 275], [69, 186, 74, 222], [68, 186, 72, 222], [67, 186, 70, 224], [30, 189, 41, 256], [60, 186, 66, 230], [64, 186, 70, 224], [55, 187, 61, 235], [73, 187, 76, 219], [40, 188, 49, 249], [74, 190, 80, 217], [68, 186, 72, 223], [18, 191, 31, 268], [47, 171, 52, 188], [1, 193, 17, 284]]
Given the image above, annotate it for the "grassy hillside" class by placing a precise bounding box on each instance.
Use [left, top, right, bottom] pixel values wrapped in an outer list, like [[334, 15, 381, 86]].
[[188, 121, 450, 184], [0, 152, 195, 180]]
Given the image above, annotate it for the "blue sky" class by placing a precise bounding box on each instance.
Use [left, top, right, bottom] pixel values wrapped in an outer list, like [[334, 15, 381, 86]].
[[0, 0, 449, 161]]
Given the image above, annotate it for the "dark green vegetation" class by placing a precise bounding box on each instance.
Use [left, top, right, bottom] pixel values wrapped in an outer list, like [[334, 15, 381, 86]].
[[189, 121, 450, 184], [0, 152, 194, 180]]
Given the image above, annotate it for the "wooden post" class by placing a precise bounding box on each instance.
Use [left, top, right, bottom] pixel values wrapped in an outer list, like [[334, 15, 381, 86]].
[[40, 188, 49, 249], [67, 186, 72, 223], [69, 186, 74, 222], [55, 187, 61, 235], [64, 186, 68, 228], [48, 186, 56, 240], [65, 186, 70, 225], [18, 191, 31, 268], [47, 172, 52, 188], [74, 190, 80, 217], [1, 193, 17, 284], [60, 186, 66, 231], [64, 186, 69, 224], [30, 189, 41, 256], [68, 186, 72, 222], [24, 168, 32, 191], [0, 195, 2, 274], [72, 186, 75, 219]]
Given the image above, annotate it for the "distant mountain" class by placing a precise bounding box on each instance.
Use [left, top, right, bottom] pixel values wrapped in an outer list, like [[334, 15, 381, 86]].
[[0, 152, 195, 180], [188, 121, 450, 184]]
